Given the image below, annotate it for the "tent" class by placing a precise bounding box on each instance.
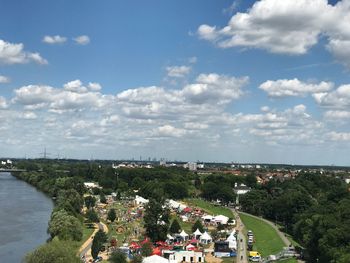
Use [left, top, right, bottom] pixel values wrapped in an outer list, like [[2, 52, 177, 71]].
[[135, 195, 149, 205], [143, 255, 169, 263], [152, 247, 162, 256], [193, 228, 203, 240], [213, 215, 229, 225], [200, 231, 212, 244], [202, 215, 213, 222], [179, 230, 189, 241], [167, 234, 174, 240], [186, 244, 196, 251]]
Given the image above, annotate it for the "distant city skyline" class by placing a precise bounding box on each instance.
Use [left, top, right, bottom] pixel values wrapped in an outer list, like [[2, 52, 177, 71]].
[[1, 0, 350, 165]]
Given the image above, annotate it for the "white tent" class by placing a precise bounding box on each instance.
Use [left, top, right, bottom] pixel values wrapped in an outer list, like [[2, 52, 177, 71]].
[[135, 195, 149, 205], [168, 199, 180, 209], [202, 215, 214, 222], [167, 234, 174, 240], [143, 255, 169, 263], [213, 215, 229, 225], [179, 230, 189, 240], [193, 228, 203, 239], [200, 231, 212, 244], [226, 230, 237, 249]]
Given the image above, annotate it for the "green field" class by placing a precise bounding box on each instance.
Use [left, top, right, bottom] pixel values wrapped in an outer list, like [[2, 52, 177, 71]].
[[276, 259, 298, 263], [185, 199, 234, 218], [239, 213, 285, 257]]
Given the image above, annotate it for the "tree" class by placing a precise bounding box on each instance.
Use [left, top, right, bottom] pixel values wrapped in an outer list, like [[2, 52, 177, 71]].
[[100, 193, 107, 204], [84, 195, 96, 209], [141, 241, 153, 257], [56, 189, 83, 215], [143, 198, 170, 241], [245, 173, 257, 188], [48, 209, 83, 241], [192, 219, 204, 233], [25, 240, 81, 263], [130, 255, 143, 263], [109, 250, 127, 263], [86, 209, 100, 223], [91, 230, 108, 259], [107, 208, 117, 222], [169, 218, 181, 234]]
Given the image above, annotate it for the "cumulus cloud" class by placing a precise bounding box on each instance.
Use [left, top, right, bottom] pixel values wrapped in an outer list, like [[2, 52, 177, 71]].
[[327, 131, 350, 141], [13, 81, 111, 112], [324, 110, 350, 120], [0, 75, 10, 83], [0, 39, 47, 65], [197, 0, 350, 68], [166, 65, 191, 78], [259, 78, 333, 97], [181, 73, 248, 104], [313, 84, 350, 108], [0, 96, 8, 109], [156, 125, 187, 138], [73, 35, 90, 45], [42, 35, 67, 44]]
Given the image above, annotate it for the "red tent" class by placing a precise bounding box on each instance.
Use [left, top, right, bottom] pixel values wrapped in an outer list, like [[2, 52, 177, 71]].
[[152, 247, 162, 256], [141, 238, 151, 245], [130, 242, 141, 249], [183, 207, 192, 213]]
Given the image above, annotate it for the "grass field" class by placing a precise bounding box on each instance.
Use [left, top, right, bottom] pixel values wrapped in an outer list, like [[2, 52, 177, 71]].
[[276, 258, 298, 263], [185, 199, 234, 218], [239, 213, 285, 257]]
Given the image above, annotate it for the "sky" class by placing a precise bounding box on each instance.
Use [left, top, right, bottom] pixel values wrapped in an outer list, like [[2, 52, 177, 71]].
[[1, 0, 350, 165]]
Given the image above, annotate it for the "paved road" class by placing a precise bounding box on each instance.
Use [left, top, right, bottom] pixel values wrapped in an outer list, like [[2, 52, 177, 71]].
[[79, 222, 106, 261], [231, 209, 248, 263]]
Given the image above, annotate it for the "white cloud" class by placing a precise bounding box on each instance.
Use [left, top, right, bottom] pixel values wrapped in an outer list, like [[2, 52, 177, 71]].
[[42, 35, 67, 44], [166, 65, 191, 78], [21, 111, 37, 120], [0, 75, 10, 83], [181, 73, 248, 104], [88, 82, 102, 91], [156, 125, 187, 138], [313, 84, 350, 108], [0, 39, 48, 65], [324, 110, 350, 120], [259, 78, 333, 97], [13, 81, 112, 112], [197, 0, 350, 68], [0, 96, 8, 109], [327, 131, 350, 141], [73, 35, 90, 45]]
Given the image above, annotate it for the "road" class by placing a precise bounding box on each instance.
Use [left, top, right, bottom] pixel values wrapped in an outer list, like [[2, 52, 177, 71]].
[[79, 222, 108, 261], [231, 208, 248, 263]]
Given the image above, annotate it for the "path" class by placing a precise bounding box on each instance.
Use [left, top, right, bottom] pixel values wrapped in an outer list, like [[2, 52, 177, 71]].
[[239, 212, 290, 247], [231, 209, 248, 263], [239, 212, 305, 263], [79, 222, 109, 262]]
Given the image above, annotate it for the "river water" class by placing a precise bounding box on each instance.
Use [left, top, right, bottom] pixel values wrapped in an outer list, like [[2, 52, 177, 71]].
[[0, 172, 53, 262]]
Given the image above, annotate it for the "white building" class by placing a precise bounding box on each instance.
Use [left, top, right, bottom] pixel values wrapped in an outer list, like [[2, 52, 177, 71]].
[[169, 251, 205, 263]]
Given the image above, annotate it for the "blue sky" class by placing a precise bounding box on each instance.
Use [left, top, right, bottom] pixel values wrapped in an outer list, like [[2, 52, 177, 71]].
[[1, 0, 350, 165]]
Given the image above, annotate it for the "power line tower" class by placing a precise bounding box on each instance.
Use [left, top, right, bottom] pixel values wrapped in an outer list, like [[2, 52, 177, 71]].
[[39, 147, 51, 159]]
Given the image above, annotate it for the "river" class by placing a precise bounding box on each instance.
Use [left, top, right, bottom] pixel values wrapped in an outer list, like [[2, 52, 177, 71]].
[[0, 172, 53, 262]]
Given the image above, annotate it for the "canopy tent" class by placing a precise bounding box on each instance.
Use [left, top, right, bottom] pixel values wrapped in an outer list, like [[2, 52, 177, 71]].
[[186, 244, 196, 251], [226, 231, 236, 241], [167, 234, 174, 240], [213, 215, 229, 225], [193, 228, 203, 239], [143, 255, 169, 263], [200, 231, 212, 244], [135, 195, 149, 205], [152, 247, 162, 256], [179, 230, 189, 240], [202, 215, 214, 222]]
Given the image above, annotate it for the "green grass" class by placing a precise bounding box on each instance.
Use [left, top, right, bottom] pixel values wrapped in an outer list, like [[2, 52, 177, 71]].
[[171, 214, 193, 233], [276, 258, 298, 263], [239, 213, 285, 257], [185, 199, 234, 218], [221, 257, 236, 263]]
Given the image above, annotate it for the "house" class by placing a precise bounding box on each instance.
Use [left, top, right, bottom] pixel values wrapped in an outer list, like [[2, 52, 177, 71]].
[[233, 183, 251, 195], [168, 251, 205, 263]]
